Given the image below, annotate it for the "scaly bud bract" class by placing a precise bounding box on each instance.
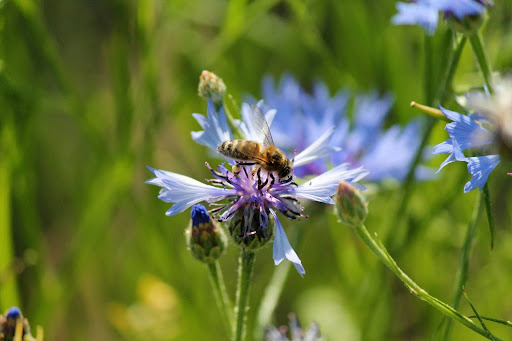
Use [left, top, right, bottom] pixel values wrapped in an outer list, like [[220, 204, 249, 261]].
[[0, 307, 38, 341], [198, 70, 226, 109], [186, 205, 226, 263], [336, 181, 368, 227], [228, 205, 275, 251]]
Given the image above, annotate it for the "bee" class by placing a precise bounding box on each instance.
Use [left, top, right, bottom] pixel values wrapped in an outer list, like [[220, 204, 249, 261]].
[[217, 105, 293, 180]]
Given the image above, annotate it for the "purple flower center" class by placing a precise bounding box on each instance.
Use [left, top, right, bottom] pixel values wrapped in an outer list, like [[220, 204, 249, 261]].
[[205, 163, 305, 234]]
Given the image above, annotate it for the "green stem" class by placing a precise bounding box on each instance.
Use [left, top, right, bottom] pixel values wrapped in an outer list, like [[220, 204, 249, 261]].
[[352, 223, 499, 340], [469, 32, 494, 94], [233, 251, 256, 341], [469, 31, 497, 250], [482, 184, 495, 250], [387, 32, 465, 253], [223, 95, 245, 140], [207, 262, 235, 333], [254, 261, 290, 338], [387, 116, 435, 251], [442, 191, 483, 340], [0, 127, 20, 309], [424, 34, 435, 105], [471, 316, 512, 328], [253, 225, 304, 339], [438, 36, 467, 103]]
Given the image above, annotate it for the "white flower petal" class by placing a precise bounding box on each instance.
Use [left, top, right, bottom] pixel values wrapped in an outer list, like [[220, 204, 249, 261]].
[[191, 100, 233, 153], [295, 163, 369, 203], [294, 128, 341, 167], [270, 210, 305, 276], [146, 166, 235, 215]]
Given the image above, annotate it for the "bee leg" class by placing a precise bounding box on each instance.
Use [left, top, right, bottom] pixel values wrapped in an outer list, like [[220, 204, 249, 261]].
[[257, 168, 269, 190], [232, 164, 241, 175], [269, 173, 276, 187], [232, 162, 255, 175], [280, 176, 294, 184]]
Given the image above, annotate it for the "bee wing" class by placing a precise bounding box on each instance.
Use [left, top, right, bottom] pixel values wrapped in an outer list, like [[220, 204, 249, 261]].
[[251, 105, 275, 147]]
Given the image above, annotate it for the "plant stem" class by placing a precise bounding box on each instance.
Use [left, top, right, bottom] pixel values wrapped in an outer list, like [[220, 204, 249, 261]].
[[469, 32, 494, 94], [352, 223, 500, 340], [0, 127, 20, 309], [253, 224, 304, 339], [442, 191, 483, 340], [438, 35, 467, 103], [469, 31, 497, 250], [233, 251, 256, 341], [482, 184, 495, 250], [207, 261, 235, 333], [387, 32, 464, 252], [254, 261, 290, 336]]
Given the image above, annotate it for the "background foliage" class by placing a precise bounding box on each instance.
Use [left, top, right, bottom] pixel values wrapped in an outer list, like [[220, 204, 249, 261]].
[[1, 0, 512, 339]]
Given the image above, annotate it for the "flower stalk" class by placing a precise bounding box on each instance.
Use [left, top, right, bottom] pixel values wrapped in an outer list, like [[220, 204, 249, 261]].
[[469, 32, 494, 94], [0, 127, 20, 309], [469, 30, 497, 250], [207, 261, 234, 332], [351, 222, 500, 340], [233, 250, 255, 341], [441, 190, 483, 340], [387, 29, 465, 253]]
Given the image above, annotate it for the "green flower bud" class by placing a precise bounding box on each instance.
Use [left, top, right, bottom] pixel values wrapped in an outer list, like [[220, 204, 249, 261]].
[[448, 1, 493, 35], [186, 205, 227, 263], [198, 70, 226, 108], [228, 206, 274, 251], [449, 13, 484, 35], [335, 181, 368, 227], [0, 307, 37, 341]]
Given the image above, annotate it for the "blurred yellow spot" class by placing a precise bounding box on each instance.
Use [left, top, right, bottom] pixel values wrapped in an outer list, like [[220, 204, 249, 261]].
[[107, 274, 181, 340]]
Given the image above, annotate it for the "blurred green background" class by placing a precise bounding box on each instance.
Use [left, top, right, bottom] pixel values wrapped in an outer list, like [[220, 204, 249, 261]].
[[1, 0, 512, 340]]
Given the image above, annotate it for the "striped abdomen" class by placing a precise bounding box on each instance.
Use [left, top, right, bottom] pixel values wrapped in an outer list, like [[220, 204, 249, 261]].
[[217, 140, 261, 161]]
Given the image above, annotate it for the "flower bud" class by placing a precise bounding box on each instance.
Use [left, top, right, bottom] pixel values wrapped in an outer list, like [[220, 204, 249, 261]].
[[335, 181, 368, 227], [228, 205, 274, 251], [186, 204, 226, 263], [447, 1, 492, 35], [0, 306, 36, 341], [448, 14, 484, 35], [198, 70, 226, 108]]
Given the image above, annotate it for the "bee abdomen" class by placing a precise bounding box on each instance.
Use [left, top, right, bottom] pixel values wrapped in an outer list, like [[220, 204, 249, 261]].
[[218, 140, 254, 160]]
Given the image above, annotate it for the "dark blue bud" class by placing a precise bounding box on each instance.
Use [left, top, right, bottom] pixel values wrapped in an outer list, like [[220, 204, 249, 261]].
[[6, 306, 21, 320], [191, 204, 210, 227]]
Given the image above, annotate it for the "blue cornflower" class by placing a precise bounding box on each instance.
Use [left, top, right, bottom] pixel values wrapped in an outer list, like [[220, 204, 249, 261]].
[[147, 162, 368, 276], [6, 307, 21, 322], [433, 106, 500, 192], [254, 75, 428, 181], [392, 0, 487, 35], [191, 99, 338, 171]]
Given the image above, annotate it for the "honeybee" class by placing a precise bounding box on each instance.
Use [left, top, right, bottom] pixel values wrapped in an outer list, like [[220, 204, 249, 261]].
[[217, 105, 293, 180]]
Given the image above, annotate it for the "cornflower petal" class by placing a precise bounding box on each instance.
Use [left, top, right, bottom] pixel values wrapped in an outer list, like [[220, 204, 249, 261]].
[[270, 209, 305, 276], [346, 93, 393, 154], [359, 120, 425, 181], [440, 106, 493, 151], [429, 0, 485, 18], [295, 164, 369, 203], [146, 166, 235, 215], [294, 128, 341, 167], [392, 2, 439, 35], [432, 140, 453, 155], [464, 155, 500, 192], [191, 100, 232, 153], [436, 150, 457, 172]]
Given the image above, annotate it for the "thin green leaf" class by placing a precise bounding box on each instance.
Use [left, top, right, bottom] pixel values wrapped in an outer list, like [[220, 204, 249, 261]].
[[463, 290, 498, 341]]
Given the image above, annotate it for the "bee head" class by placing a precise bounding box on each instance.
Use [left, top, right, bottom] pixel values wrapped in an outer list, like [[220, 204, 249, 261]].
[[278, 160, 293, 179]]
